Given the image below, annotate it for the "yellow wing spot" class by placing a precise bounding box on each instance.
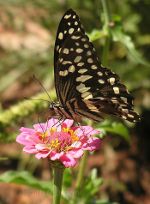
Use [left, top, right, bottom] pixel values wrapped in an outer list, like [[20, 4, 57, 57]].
[[76, 83, 90, 93], [81, 92, 93, 100], [64, 14, 71, 19], [113, 87, 120, 94], [58, 32, 63, 40], [68, 65, 75, 73], [76, 75, 93, 82], [77, 62, 84, 66], [78, 69, 88, 74], [109, 77, 115, 85], [74, 56, 82, 63], [59, 70, 68, 77], [62, 61, 72, 65]]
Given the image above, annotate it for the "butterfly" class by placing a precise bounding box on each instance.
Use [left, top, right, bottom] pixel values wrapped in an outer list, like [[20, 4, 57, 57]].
[[49, 9, 140, 123]]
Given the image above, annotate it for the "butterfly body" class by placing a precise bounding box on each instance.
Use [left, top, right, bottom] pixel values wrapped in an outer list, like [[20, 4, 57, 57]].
[[51, 9, 140, 123]]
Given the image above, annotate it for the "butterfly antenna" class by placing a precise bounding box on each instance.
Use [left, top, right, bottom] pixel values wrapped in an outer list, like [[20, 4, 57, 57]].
[[32, 75, 53, 103], [24, 97, 51, 103]]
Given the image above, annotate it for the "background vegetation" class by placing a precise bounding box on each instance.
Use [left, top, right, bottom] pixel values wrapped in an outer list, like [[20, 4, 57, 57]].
[[0, 0, 149, 204]]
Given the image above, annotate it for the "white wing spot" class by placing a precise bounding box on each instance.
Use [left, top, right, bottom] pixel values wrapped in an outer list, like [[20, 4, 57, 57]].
[[98, 79, 105, 84], [62, 61, 72, 65], [91, 65, 98, 70], [81, 38, 86, 42], [58, 32, 63, 40], [68, 65, 75, 73], [121, 97, 127, 103], [87, 51, 92, 56], [76, 75, 92, 82], [113, 87, 120, 94], [76, 48, 83, 53], [69, 28, 74, 34], [77, 28, 81, 31], [81, 92, 93, 100], [77, 62, 84, 66], [63, 48, 69, 54], [78, 69, 88, 74], [84, 44, 89, 48], [75, 42, 79, 46], [87, 58, 93, 63], [74, 21, 78, 25], [59, 70, 68, 77], [70, 48, 74, 51], [73, 15, 76, 19], [59, 58, 63, 62], [71, 35, 80, 40], [64, 30, 67, 34], [64, 14, 71, 19], [68, 22, 71, 26], [128, 114, 134, 118], [74, 56, 82, 63], [76, 83, 90, 93], [56, 45, 59, 51], [97, 71, 103, 76], [108, 77, 115, 85], [122, 115, 127, 119]]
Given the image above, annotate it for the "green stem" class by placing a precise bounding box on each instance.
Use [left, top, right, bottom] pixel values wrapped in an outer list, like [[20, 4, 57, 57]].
[[53, 166, 64, 204], [101, 0, 112, 65], [72, 151, 88, 204]]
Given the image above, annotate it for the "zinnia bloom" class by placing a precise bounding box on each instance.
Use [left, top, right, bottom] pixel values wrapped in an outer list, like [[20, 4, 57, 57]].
[[16, 118, 101, 167]]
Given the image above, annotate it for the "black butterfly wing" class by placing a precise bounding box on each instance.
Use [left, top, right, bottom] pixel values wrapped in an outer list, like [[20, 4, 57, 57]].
[[54, 9, 140, 122], [54, 9, 85, 102]]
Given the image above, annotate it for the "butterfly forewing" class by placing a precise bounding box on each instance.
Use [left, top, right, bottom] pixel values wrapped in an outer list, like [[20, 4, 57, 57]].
[[54, 9, 140, 123]]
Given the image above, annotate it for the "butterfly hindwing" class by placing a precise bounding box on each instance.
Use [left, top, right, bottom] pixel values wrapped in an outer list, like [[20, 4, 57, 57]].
[[54, 9, 140, 122]]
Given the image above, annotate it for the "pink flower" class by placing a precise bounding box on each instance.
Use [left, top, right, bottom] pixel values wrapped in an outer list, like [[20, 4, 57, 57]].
[[16, 118, 101, 168]]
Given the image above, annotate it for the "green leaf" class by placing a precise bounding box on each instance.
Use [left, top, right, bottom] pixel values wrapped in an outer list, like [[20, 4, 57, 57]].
[[111, 26, 150, 67], [0, 170, 53, 193], [88, 29, 107, 42], [96, 200, 118, 204], [96, 120, 130, 142]]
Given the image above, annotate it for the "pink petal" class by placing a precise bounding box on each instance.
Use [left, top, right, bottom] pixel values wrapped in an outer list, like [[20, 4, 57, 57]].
[[67, 149, 84, 158], [60, 154, 77, 167], [35, 144, 47, 151], [23, 146, 38, 154], [75, 126, 100, 137], [82, 137, 101, 151], [20, 127, 35, 134], [50, 152, 64, 160], [62, 119, 74, 128], [35, 151, 50, 159]]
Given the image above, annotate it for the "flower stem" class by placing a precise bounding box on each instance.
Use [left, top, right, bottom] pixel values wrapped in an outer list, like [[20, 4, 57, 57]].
[[53, 165, 64, 204], [72, 151, 88, 204], [101, 0, 112, 65]]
